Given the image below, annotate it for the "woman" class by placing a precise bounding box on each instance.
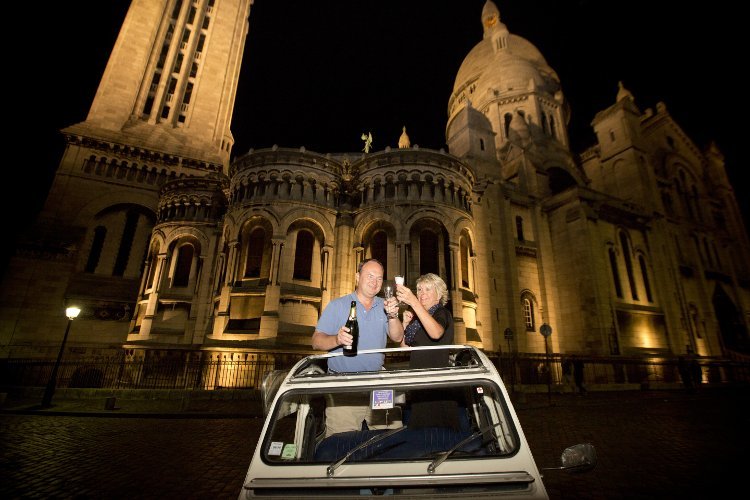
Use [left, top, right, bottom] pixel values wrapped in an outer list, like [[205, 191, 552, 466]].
[[396, 273, 458, 429], [397, 273, 453, 369]]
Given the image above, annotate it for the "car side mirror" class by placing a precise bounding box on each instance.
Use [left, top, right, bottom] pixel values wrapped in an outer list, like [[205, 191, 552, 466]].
[[542, 443, 597, 473]]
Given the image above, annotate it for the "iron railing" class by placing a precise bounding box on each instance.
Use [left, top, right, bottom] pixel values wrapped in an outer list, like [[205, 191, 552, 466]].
[[1, 352, 749, 392]]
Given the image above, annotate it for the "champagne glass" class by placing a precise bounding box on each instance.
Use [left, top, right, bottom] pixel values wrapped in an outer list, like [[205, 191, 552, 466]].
[[383, 281, 397, 318], [394, 275, 405, 305]]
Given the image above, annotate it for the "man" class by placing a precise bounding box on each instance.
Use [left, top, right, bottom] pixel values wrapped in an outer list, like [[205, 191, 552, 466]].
[[312, 258, 403, 435]]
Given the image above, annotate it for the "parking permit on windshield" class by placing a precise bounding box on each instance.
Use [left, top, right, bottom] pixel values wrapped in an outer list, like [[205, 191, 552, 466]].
[[371, 389, 394, 409]]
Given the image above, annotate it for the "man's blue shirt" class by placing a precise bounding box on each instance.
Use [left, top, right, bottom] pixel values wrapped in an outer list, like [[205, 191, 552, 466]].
[[316, 292, 388, 372]]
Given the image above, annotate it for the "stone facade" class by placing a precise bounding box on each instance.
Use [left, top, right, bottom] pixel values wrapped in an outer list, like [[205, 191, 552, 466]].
[[2, 0, 748, 361]]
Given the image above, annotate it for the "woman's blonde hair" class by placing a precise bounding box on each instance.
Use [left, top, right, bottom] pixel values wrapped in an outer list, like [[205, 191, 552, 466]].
[[415, 273, 449, 306]]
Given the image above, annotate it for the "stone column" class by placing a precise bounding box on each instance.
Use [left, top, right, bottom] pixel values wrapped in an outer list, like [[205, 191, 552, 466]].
[[225, 241, 239, 285]]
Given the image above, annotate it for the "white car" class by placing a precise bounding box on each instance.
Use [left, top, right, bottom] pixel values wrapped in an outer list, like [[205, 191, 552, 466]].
[[239, 345, 595, 499]]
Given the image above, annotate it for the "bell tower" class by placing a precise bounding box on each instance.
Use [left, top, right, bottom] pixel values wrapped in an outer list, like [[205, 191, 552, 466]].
[[0, 0, 253, 357], [74, 0, 253, 167]]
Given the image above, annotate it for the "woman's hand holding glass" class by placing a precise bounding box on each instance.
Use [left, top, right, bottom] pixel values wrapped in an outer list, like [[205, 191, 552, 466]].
[[395, 283, 417, 308]]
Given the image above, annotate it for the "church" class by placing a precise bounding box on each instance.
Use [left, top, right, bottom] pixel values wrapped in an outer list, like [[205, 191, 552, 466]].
[[2, 0, 748, 367]]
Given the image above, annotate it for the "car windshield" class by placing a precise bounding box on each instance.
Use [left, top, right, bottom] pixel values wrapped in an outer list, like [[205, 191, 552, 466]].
[[260, 348, 520, 466]]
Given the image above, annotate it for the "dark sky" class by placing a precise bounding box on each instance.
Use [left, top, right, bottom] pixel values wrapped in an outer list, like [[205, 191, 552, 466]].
[[8, 0, 747, 273]]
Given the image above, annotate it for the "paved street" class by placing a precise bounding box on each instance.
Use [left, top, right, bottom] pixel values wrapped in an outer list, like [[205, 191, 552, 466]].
[[1, 387, 748, 499]]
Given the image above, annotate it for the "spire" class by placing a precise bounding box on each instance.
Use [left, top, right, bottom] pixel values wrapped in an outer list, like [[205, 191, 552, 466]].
[[616, 81, 634, 103], [481, 0, 509, 51], [398, 126, 411, 148], [481, 0, 500, 32]]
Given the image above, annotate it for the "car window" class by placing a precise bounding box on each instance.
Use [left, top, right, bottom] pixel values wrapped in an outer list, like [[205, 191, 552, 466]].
[[260, 380, 519, 464]]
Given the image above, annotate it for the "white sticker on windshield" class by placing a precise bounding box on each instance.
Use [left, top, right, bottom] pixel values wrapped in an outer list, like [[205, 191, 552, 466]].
[[268, 441, 283, 456], [371, 389, 394, 409]]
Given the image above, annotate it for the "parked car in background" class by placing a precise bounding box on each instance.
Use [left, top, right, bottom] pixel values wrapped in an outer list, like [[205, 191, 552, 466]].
[[239, 345, 595, 499]]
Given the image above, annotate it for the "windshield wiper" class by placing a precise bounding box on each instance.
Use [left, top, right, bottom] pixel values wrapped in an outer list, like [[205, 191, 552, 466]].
[[327, 426, 407, 477], [427, 423, 502, 474]]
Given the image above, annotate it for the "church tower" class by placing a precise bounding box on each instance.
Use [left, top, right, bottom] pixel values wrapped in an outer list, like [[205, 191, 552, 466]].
[[0, 0, 253, 358]]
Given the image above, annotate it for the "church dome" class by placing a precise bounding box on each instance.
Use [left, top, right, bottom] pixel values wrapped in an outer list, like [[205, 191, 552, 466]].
[[449, 1, 562, 120]]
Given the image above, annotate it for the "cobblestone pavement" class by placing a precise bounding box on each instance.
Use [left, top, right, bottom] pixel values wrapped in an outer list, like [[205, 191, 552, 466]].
[[1, 387, 748, 499]]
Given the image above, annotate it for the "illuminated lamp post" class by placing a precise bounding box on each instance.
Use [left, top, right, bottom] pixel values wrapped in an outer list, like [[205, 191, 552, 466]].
[[41, 306, 81, 408]]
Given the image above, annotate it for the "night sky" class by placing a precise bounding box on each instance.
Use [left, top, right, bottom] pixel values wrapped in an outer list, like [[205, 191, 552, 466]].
[[6, 0, 746, 275]]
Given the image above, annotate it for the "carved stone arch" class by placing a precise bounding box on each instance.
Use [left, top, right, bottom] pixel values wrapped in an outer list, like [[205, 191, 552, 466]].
[[407, 169, 423, 181], [164, 233, 202, 288], [149, 230, 168, 254], [278, 208, 334, 244], [457, 225, 476, 290], [237, 215, 274, 280], [239, 215, 275, 241], [358, 218, 398, 278], [166, 232, 203, 257], [403, 208, 457, 231], [73, 192, 156, 228], [286, 218, 325, 241], [452, 216, 476, 246], [233, 208, 282, 239], [285, 217, 327, 284], [77, 201, 157, 277], [356, 209, 402, 240], [665, 154, 698, 182], [164, 226, 209, 253], [267, 168, 281, 180], [407, 216, 452, 282]]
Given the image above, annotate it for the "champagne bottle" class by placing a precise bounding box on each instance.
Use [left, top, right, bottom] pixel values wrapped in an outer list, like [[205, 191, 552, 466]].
[[343, 300, 359, 357]]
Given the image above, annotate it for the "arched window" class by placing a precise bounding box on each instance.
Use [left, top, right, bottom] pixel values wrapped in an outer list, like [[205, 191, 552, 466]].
[[504, 113, 512, 137], [371, 231, 388, 277], [173, 244, 194, 287], [460, 237, 470, 288], [689, 304, 703, 339], [419, 230, 439, 276], [146, 250, 159, 289], [245, 227, 265, 278], [609, 247, 623, 298], [515, 215, 525, 241], [85, 226, 107, 273], [522, 296, 535, 331], [638, 255, 653, 302], [293, 230, 314, 280], [216, 241, 228, 293], [619, 232, 638, 300], [113, 210, 140, 276]]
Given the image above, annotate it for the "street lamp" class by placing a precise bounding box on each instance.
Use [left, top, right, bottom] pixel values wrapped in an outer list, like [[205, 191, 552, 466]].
[[540, 323, 553, 404], [41, 306, 81, 408]]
